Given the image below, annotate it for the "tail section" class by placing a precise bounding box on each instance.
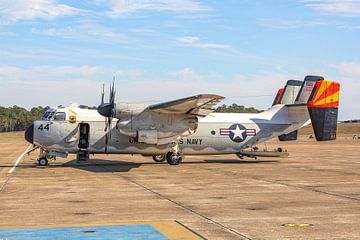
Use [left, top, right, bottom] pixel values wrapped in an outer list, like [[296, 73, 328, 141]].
[[275, 80, 302, 141], [272, 88, 284, 106], [279, 80, 303, 104], [307, 80, 340, 141], [295, 75, 324, 104], [278, 130, 298, 141]]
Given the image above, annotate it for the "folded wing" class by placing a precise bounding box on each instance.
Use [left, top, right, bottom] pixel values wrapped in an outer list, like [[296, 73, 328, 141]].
[[149, 94, 225, 116], [117, 94, 225, 145]]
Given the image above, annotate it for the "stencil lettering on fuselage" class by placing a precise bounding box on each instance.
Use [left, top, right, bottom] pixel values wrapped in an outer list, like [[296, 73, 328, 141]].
[[220, 124, 256, 143], [179, 138, 203, 145]]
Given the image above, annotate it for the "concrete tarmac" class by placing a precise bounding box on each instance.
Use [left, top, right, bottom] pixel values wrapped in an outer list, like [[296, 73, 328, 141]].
[[0, 133, 359, 239]]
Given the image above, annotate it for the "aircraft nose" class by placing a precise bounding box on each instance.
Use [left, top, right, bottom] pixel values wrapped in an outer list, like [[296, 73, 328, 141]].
[[24, 123, 34, 144]]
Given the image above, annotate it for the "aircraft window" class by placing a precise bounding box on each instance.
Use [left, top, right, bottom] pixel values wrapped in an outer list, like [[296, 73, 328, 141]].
[[48, 111, 55, 120], [42, 112, 50, 120], [54, 112, 66, 121], [41, 110, 56, 120]]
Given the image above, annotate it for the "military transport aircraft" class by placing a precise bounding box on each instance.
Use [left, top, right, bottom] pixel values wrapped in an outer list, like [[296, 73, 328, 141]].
[[24, 75, 340, 166]]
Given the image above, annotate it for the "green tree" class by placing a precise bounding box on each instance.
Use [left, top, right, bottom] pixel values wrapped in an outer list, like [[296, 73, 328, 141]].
[[0, 106, 49, 132], [215, 103, 262, 113]]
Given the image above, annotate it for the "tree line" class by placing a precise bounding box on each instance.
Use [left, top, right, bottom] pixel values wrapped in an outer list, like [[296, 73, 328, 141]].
[[0, 103, 261, 132], [0, 106, 49, 132], [215, 104, 262, 113]]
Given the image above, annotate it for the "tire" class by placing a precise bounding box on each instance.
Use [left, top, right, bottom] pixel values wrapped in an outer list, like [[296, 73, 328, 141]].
[[166, 152, 183, 165], [38, 157, 48, 166], [152, 155, 165, 162]]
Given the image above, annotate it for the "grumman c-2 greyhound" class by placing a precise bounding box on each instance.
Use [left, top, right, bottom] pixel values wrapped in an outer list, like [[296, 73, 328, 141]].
[[24, 75, 340, 166]]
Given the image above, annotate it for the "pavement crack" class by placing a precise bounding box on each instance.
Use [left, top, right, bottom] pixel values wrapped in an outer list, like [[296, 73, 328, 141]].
[[199, 166, 360, 202], [101, 165, 252, 240]]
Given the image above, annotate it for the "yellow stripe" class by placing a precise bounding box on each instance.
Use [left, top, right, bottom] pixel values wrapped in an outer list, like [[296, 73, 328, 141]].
[[313, 91, 339, 106], [313, 80, 330, 102], [151, 222, 202, 240]]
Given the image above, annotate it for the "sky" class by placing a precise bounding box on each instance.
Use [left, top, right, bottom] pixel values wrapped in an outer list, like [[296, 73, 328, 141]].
[[0, 0, 359, 120]]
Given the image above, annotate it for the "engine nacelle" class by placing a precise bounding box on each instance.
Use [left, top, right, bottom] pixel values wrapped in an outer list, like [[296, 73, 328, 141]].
[[137, 130, 158, 145]]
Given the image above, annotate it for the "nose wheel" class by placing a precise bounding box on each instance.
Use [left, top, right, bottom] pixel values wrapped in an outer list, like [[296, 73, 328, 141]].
[[38, 157, 48, 166]]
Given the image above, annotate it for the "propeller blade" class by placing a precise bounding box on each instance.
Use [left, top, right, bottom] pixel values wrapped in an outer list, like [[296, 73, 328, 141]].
[[97, 78, 116, 154], [101, 84, 105, 105]]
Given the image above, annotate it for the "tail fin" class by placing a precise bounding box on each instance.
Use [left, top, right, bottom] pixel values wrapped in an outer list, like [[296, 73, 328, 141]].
[[276, 80, 302, 141], [278, 130, 298, 141], [279, 80, 303, 104], [272, 88, 284, 106], [307, 80, 340, 141], [295, 75, 324, 104]]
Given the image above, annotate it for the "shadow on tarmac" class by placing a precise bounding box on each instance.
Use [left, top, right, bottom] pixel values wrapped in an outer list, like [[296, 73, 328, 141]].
[[61, 158, 279, 173], [3, 158, 279, 173]]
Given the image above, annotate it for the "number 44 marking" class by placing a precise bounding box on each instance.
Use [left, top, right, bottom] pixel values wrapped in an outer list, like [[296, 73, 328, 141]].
[[38, 123, 50, 131]]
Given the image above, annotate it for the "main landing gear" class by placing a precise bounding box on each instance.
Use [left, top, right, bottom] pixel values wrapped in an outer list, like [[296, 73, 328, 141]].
[[165, 142, 183, 165], [165, 152, 183, 165], [152, 155, 166, 162], [152, 142, 184, 165]]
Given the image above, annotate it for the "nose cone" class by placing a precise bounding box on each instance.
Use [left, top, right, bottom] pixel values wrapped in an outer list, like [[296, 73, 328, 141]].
[[97, 103, 113, 117], [24, 123, 34, 144]]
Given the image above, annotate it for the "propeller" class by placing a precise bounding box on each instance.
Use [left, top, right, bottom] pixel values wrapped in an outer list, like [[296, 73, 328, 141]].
[[101, 84, 105, 105], [97, 77, 116, 153]]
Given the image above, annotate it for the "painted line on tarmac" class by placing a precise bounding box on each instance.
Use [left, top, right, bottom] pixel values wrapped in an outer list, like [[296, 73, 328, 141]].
[[0, 221, 202, 240], [0, 145, 31, 192], [8, 145, 31, 174]]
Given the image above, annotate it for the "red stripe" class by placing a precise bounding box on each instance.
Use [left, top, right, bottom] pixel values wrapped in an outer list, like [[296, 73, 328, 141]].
[[220, 129, 230, 135]]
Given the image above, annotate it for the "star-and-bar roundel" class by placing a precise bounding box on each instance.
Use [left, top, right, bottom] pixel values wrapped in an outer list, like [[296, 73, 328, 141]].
[[220, 124, 256, 143]]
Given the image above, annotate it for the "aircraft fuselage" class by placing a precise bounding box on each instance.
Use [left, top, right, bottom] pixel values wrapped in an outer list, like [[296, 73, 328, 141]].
[[29, 104, 309, 156]]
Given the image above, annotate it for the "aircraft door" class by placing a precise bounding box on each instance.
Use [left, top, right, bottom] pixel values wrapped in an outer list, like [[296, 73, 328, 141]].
[[78, 123, 90, 149]]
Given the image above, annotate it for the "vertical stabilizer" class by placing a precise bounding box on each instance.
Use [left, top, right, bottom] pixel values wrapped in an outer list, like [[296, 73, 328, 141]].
[[280, 80, 303, 104], [295, 75, 324, 104], [272, 88, 284, 106], [307, 80, 340, 141], [277, 80, 302, 141]]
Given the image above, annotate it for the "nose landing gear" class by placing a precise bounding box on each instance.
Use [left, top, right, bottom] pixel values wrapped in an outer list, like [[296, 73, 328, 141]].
[[36, 148, 51, 166], [38, 157, 48, 166]]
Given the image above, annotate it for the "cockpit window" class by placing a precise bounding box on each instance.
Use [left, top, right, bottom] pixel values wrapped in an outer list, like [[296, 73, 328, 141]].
[[48, 111, 55, 119], [41, 110, 56, 120], [54, 112, 66, 121], [42, 111, 50, 120]]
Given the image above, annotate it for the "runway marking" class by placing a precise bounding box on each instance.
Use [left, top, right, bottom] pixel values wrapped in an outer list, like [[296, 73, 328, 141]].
[[283, 223, 313, 227], [0, 221, 201, 240], [0, 145, 31, 193], [101, 164, 249, 240], [8, 145, 31, 174]]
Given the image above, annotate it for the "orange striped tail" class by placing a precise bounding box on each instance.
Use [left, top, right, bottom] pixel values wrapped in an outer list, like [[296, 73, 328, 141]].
[[307, 80, 340, 141], [272, 88, 284, 106]]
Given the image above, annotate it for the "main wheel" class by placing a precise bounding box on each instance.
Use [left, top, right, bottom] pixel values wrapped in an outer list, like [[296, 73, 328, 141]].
[[152, 155, 165, 162], [38, 157, 48, 166], [166, 152, 183, 165]]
